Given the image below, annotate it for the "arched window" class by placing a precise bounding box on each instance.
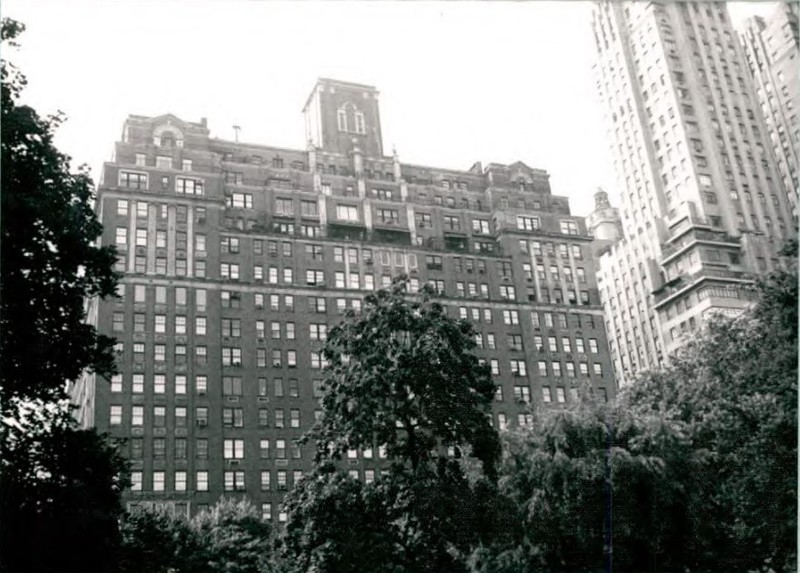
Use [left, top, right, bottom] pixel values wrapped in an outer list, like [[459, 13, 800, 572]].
[[161, 131, 176, 148]]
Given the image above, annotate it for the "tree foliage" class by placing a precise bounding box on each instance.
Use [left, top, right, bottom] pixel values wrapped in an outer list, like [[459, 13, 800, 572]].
[[622, 238, 798, 572], [311, 277, 501, 475], [1, 405, 129, 573], [471, 402, 713, 573], [120, 498, 274, 573], [474, 240, 797, 573], [279, 278, 503, 572], [1, 16, 119, 409], [0, 19, 127, 573]]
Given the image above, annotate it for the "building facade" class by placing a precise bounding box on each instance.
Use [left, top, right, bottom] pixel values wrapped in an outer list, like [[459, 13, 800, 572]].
[[72, 78, 615, 519], [591, 1, 796, 384], [741, 3, 800, 219]]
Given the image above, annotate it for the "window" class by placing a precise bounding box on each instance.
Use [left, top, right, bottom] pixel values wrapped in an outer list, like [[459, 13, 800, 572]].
[[222, 376, 242, 396], [336, 204, 359, 221], [309, 323, 328, 341], [377, 208, 398, 223], [514, 386, 531, 403], [176, 177, 204, 195], [355, 111, 365, 134], [227, 192, 253, 209], [517, 216, 540, 231], [196, 471, 209, 492], [502, 310, 519, 325], [115, 227, 127, 245], [443, 215, 460, 230], [220, 263, 240, 280], [275, 197, 294, 215], [560, 220, 579, 235], [472, 219, 490, 234], [109, 405, 122, 425], [224, 439, 245, 460], [510, 360, 527, 377], [499, 285, 516, 300], [119, 171, 148, 189], [224, 471, 246, 492], [223, 408, 243, 428], [416, 213, 432, 228]]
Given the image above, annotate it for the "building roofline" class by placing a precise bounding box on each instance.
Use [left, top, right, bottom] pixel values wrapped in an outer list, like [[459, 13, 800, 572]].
[[301, 78, 379, 113]]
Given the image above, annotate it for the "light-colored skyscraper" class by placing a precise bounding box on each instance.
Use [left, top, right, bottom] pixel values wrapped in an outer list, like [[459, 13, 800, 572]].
[[741, 3, 800, 220], [591, 1, 795, 384]]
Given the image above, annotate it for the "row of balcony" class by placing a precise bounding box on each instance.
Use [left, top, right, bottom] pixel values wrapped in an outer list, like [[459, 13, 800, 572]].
[[653, 266, 755, 306]]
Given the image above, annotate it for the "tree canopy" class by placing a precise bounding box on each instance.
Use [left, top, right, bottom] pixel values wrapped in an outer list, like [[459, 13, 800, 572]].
[[119, 498, 274, 573], [279, 277, 504, 572], [0, 18, 127, 573], [473, 239, 798, 573], [1, 404, 129, 573]]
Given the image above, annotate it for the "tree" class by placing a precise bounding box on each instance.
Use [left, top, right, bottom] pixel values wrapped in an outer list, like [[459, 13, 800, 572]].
[[470, 400, 712, 573], [1, 17, 119, 410], [622, 238, 797, 572], [192, 498, 274, 573], [279, 277, 503, 572], [120, 498, 274, 573], [0, 18, 127, 573], [474, 241, 797, 573], [1, 404, 130, 573]]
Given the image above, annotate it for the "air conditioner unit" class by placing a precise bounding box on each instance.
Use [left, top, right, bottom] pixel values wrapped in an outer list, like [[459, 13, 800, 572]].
[[226, 396, 240, 403], [228, 459, 241, 467], [366, 260, 373, 265], [196, 419, 207, 427]]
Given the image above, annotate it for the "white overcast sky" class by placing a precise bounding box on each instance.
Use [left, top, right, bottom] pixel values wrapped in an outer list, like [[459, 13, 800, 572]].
[[4, 1, 777, 216]]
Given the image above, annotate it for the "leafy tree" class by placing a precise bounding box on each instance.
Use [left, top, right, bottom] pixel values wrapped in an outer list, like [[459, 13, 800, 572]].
[[471, 401, 712, 573], [192, 498, 274, 573], [280, 277, 503, 572], [120, 498, 274, 573], [623, 238, 798, 572], [1, 404, 130, 573], [475, 240, 797, 573], [1, 17, 119, 410], [119, 506, 208, 573], [0, 19, 127, 573]]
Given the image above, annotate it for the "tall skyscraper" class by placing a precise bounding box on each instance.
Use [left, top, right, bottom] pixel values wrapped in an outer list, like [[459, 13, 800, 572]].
[[71, 79, 615, 518], [590, 1, 795, 384], [741, 2, 800, 219]]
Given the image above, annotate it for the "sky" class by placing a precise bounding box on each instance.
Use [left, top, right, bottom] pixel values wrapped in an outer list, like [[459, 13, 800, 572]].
[[3, 1, 778, 217]]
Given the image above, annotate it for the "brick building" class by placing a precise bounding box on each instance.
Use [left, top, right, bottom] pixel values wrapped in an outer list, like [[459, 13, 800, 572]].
[[72, 78, 615, 520]]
